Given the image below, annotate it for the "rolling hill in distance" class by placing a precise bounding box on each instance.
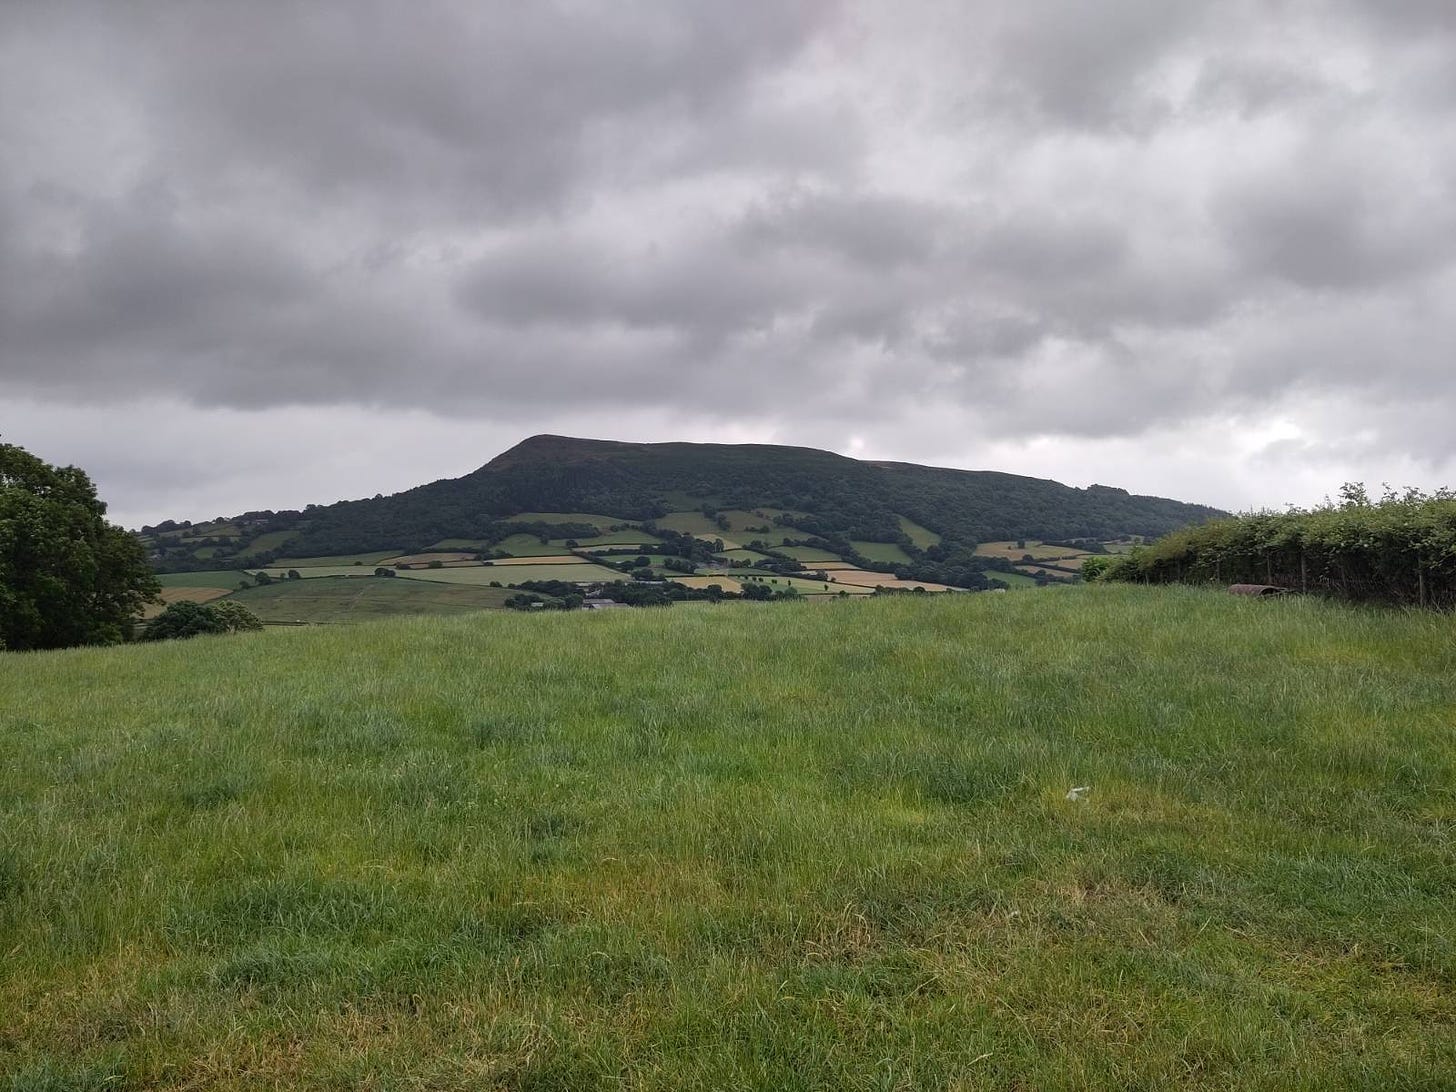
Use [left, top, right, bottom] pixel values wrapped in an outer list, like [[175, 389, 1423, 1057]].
[[143, 434, 1225, 566]]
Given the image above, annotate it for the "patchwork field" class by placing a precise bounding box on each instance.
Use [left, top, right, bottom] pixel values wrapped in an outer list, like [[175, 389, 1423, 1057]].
[[6, 588, 1454, 1087], [827, 570, 958, 592], [849, 540, 913, 564], [400, 563, 625, 585], [158, 570, 249, 588], [142, 586, 234, 618], [273, 551, 400, 568], [975, 540, 1091, 562], [229, 576, 515, 622], [668, 575, 746, 594], [897, 515, 941, 548], [486, 555, 588, 566]]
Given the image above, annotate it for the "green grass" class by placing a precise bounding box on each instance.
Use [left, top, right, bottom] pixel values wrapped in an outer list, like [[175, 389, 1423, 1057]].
[[245, 530, 299, 554], [652, 511, 726, 536], [850, 540, 913, 564], [988, 570, 1040, 589], [403, 563, 624, 585], [897, 515, 941, 548], [557, 530, 661, 547], [775, 545, 844, 563], [3, 587, 1455, 1087], [273, 552, 400, 568], [493, 534, 574, 557], [228, 576, 514, 622], [157, 570, 250, 589]]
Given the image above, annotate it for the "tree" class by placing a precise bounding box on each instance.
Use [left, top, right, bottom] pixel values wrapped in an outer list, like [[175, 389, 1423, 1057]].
[[143, 600, 263, 641], [0, 441, 160, 650]]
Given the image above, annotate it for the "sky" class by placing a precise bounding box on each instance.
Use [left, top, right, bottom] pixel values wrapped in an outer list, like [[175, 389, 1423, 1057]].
[[3, 1, 1455, 529]]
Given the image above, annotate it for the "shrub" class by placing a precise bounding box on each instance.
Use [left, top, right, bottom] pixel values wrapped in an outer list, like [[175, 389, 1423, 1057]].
[[143, 600, 264, 641]]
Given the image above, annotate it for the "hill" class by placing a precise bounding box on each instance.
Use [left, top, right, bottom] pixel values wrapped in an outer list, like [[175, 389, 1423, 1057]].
[[144, 434, 1224, 569], [3, 587, 1452, 1087]]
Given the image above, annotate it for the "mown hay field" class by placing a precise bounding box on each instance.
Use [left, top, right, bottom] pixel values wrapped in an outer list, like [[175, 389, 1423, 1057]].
[[2, 587, 1454, 1088]]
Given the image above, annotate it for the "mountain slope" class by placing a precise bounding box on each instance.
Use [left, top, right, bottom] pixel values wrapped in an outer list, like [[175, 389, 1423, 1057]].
[[148, 434, 1225, 563]]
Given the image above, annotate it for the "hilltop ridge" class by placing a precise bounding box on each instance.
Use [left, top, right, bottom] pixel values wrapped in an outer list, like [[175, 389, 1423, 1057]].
[[142, 434, 1225, 566]]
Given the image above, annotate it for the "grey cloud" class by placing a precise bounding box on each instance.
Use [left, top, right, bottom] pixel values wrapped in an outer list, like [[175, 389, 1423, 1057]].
[[3, 0, 1456, 510]]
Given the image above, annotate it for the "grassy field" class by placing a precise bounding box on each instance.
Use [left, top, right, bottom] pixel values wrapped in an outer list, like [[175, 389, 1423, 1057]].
[[273, 551, 399, 568], [157, 570, 249, 588], [229, 576, 514, 622], [401, 563, 624, 585], [897, 515, 941, 549], [4, 587, 1455, 1088], [849, 540, 913, 564]]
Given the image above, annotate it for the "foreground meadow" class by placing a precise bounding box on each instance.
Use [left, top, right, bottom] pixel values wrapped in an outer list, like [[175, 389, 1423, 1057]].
[[2, 587, 1454, 1089]]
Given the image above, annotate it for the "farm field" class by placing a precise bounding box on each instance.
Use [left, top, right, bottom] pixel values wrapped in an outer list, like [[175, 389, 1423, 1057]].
[[849, 540, 913, 564], [400, 563, 624, 585], [229, 576, 514, 622], [143, 586, 233, 618], [975, 540, 1090, 562], [827, 570, 959, 592], [158, 570, 249, 588], [486, 555, 587, 566], [987, 569, 1040, 589], [273, 551, 400, 568], [492, 534, 574, 557], [897, 515, 941, 548], [668, 575, 746, 594], [775, 545, 843, 563], [4, 587, 1454, 1087]]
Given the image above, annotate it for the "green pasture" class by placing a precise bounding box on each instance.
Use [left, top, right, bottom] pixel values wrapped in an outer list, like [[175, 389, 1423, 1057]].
[[559, 529, 661, 547], [988, 570, 1040, 589], [403, 563, 624, 586], [228, 576, 513, 623], [775, 545, 845, 563], [246, 530, 299, 554], [273, 551, 400, 568], [492, 534, 573, 557], [157, 570, 250, 589], [897, 515, 941, 548], [652, 511, 726, 536], [4, 588, 1455, 1087], [849, 540, 913, 564]]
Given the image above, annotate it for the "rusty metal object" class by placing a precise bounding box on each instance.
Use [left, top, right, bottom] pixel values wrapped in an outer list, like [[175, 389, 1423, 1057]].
[[1228, 584, 1290, 597]]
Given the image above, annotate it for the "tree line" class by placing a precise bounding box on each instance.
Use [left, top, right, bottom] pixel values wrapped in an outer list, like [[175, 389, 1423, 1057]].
[[1093, 484, 1456, 608]]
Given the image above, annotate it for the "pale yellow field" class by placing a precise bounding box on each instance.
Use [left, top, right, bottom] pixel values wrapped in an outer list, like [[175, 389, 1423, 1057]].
[[670, 575, 745, 594], [827, 569, 957, 592], [141, 585, 233, 618]]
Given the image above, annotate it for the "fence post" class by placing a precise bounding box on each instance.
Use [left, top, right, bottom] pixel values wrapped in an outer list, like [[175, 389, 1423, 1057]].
[[1300, 550, 1307, 594]]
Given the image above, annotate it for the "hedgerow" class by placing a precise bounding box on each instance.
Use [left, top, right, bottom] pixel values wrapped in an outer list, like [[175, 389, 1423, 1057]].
[[1098, 484, 1456, 608]]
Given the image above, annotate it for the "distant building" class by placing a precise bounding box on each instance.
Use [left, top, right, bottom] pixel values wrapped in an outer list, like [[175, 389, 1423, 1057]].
[[582, 598, 628, 610]]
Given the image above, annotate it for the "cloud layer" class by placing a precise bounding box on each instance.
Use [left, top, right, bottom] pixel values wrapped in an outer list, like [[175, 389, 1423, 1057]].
[[3, 1, 1455, 525]]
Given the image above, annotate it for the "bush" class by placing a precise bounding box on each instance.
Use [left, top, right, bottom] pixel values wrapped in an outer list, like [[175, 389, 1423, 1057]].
[[1100, 484, 1456, 608], [143, 600, 264, 641]]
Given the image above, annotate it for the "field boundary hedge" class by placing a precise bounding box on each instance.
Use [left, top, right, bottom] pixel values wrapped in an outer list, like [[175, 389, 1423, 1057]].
[[1097, 485, 1456, 608]]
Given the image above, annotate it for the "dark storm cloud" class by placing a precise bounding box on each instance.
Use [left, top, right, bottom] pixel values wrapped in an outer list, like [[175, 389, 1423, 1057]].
[[3, 0, 1456, 516]]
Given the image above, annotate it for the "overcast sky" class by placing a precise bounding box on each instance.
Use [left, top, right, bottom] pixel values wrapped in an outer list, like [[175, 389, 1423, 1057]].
[[3, 1, 1455, 528]]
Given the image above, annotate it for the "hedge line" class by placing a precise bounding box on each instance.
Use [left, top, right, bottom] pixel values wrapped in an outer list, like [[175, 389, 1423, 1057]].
[[1096, 485, 1456, 608]]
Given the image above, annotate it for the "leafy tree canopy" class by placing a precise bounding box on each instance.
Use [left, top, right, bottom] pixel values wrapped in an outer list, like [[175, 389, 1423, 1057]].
[[143, 600, 264, 641], [0, 441, 159, 650]]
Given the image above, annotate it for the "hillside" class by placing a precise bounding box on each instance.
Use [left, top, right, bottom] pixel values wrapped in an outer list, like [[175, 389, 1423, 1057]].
[[3, 587, 1453, 1087], [144, 434, 1224, 568]]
